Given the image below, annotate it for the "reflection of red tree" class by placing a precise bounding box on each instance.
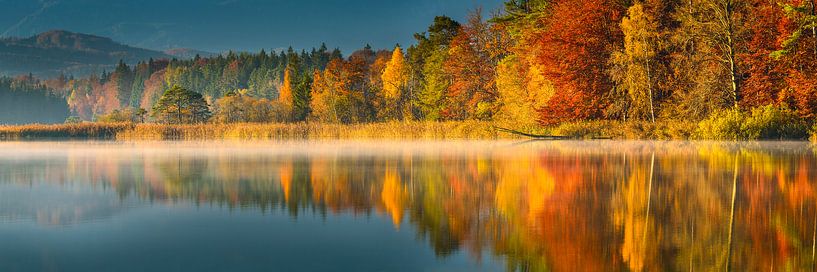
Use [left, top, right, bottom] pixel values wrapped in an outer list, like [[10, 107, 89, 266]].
[[10, 142, 817, 270], [533, 155, 621, 271]]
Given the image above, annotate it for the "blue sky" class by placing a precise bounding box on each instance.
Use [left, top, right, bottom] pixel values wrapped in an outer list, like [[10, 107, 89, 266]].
[[0, 0, 504, 53]]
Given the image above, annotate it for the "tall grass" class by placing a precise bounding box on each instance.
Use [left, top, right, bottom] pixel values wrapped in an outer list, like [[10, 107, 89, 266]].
[[2, 117, 812, 141], [0, 123, 135, 140], [0, 121, 510, 140], [118, 121, 506, 140]]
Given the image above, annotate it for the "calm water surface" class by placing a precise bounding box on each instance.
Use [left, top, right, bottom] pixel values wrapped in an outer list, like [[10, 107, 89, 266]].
[[0, 140, 816, 271]]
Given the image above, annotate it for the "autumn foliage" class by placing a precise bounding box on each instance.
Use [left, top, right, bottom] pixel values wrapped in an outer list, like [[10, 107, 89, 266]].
[[7, 0, 813, 132]]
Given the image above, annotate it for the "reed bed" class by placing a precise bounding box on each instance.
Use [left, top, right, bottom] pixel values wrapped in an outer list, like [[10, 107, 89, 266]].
[[0, 121, 515, 140], [117, 121, 506, 140], [0, 123, 135, 140], [10, 119, 811, 141]]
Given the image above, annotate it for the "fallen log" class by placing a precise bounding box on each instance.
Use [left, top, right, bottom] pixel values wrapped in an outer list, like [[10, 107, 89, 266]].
[[493, 126, 571, 140], [494, 126, 612, 140]]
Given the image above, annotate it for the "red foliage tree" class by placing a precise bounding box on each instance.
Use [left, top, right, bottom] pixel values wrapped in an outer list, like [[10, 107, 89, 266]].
[[740, 0, 787, 108], [443, 11, 502, 120], [774, 0, 817, 117], [532, 0, 626, 124]]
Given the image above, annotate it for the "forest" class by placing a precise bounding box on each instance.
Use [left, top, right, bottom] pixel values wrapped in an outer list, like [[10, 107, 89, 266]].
[[0, 76, 70, 124], [2, 0, 817, 139]]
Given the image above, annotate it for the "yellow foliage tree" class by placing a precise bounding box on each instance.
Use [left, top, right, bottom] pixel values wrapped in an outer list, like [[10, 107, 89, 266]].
[[610, 2, 661, 122], [381, 46, 409, 100], [381, 46, 410, 120], [495, 54, 553, 127], [279, 68, 294, 109]]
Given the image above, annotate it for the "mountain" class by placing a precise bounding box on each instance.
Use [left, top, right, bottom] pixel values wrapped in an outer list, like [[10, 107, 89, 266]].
[[164, 48, 219, 59], [0, 30, 173, 78]]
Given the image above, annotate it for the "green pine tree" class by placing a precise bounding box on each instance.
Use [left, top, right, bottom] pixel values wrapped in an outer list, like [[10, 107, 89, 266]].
[[151, 85, 211, 124]]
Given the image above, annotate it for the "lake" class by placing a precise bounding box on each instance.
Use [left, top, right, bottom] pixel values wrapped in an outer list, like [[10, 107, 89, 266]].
[[0, 140, 815, 271]]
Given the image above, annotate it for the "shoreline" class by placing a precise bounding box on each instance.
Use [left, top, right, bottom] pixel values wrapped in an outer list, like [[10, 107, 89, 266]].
[[1, 121, 815, 141], [0, 121, 515, 141]]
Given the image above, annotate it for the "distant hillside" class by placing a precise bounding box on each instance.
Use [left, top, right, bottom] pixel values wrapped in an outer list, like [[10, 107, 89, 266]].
[[0, 30, 172, 78], [164, 48, 219, 59]]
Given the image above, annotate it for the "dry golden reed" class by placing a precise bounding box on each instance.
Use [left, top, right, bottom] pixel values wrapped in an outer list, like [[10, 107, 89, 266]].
[[0, 121, 516, 140], [0, 123, 135, 140]]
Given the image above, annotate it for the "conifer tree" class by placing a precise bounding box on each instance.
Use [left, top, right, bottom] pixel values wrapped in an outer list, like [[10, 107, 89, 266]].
[[381, 46, 409, 120], [151, 85, 211, 124]]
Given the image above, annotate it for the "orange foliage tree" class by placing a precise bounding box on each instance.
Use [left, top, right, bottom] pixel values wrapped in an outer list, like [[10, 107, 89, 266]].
[[533, 0, 626, 124]]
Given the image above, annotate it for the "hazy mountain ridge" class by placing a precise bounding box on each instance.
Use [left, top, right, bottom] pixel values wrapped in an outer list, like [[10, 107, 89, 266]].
[[163, 48, 219, 59], [0, 30, 173, 78]]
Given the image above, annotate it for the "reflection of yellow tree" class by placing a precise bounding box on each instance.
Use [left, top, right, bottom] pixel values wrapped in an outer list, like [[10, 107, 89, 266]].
[[616, 153, 656, 272], [381, 168, 407, 229], [280, 160, 293, 202], [6, 142, 817, 271], [495, 156, 555, 226], [492, 154, 556, 271]]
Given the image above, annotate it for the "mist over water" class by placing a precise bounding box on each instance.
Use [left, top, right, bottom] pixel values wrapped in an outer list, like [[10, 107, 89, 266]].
[[0, 140, 815, 271]]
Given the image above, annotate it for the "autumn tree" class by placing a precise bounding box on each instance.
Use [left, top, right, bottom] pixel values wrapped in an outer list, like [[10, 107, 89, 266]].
[[279, 68, 295, 119], [369, 50, 393, 121], [494, 54, 551, 127], [310, 58, 358, 123], [213, 89, 287, 123], [772, 0, 817, 118], [669, 0, 747, 120], [534, 0, 626, 124], [733, 0, 786, 109], [417, 49, 450, 121], [706, 0, 745, 108], [610, 2, 661, 122], [96, 107, 147, 123], [345, 46, 376, 122], [491, 0, 553, 127], [381, 46, 410, 120], [444, 10, 504, 120]]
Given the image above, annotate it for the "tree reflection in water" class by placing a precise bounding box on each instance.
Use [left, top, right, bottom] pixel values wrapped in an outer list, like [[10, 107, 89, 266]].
[[0, 141, 815, 271]]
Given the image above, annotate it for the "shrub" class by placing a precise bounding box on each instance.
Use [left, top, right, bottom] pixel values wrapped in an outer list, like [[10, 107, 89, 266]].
[[96, 108, 148, 123], [696, 108, 747, 140], [213, 95, 289, 124], [696, 105, 809, 140], [64, 116, 83, 124], [811, 124, 817, 142], [743, 105, 809, 140]]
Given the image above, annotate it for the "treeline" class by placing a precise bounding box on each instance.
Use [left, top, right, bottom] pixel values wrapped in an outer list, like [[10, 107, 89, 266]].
[[0, 75, 69, 124], [56, 45, 340, 121], [44, 0, 817, 128]]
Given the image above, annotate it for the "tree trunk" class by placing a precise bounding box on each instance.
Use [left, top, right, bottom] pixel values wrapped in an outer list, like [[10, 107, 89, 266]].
[[642, 152, 655, 247], [646, 59, 656, 123], [725, 155, 739, 271], [725, 0, 740, 108], [812, 0, 816, 57]]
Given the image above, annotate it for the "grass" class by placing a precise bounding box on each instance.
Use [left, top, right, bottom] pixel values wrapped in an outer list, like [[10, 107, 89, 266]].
[[1, 121, 513, 140], [1, 118, 813, 141], [0, 123, 135, 140]]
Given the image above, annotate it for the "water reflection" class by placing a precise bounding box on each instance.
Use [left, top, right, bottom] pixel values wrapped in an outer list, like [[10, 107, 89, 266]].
[[0, 141, 815, 271]]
